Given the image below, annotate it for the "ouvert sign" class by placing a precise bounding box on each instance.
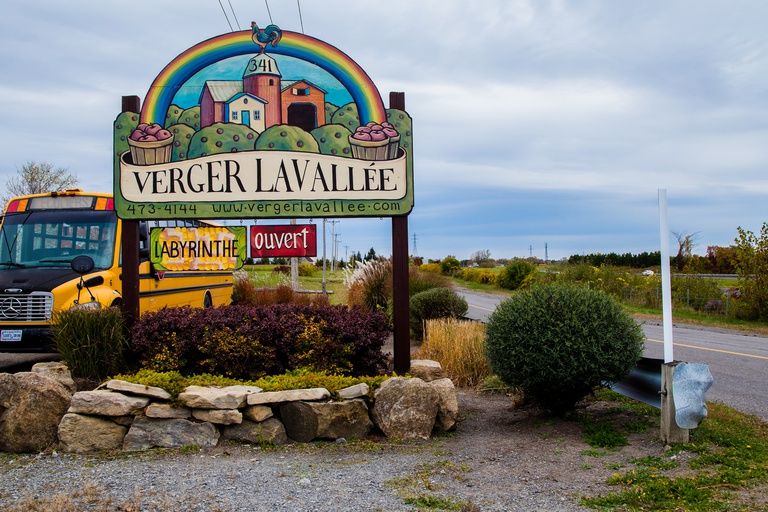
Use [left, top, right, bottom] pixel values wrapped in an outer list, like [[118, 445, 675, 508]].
[[113, 23, 413, 220]]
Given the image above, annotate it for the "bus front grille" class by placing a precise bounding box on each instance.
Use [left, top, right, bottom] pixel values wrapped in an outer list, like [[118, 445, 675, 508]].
[[0, 292, 54, 322]]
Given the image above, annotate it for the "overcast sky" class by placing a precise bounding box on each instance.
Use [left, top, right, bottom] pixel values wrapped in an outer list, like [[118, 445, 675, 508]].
[[1, 1, 766, 261]]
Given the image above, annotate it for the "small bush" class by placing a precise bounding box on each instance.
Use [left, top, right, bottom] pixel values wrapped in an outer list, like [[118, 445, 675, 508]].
[[417, 318, 490, 387], [419, 262, 442, 274], [456, 267, 497, 285], [440, 256, 461, 276], [131, 303, 388, 378], [409, 287, 468, 340], [485, 283, 643, 414], [671, 276, 724, 311], [273, 265, 290, 274], [344, 258, 392, 311], [53, 308, 129, 379], [497, 259, 537, 290], [409, 265, 450, 296], [198, 326, 275, 379], [298, 263, 317, 277]]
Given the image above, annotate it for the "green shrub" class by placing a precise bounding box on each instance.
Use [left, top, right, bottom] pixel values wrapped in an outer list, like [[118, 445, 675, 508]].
[[298, 263, 317, 277], [198, 326, 275, 379], [440, 255, 461, 276], [456, 267, 497, 285], [497, 259, 537, 290], [113, 368, 391, 399], [419, 262, 441, 274], [409, 287, 468, 340], [53, 308, 129, 379], [485, 283, 643, 414], [671, 275, 723, 311]]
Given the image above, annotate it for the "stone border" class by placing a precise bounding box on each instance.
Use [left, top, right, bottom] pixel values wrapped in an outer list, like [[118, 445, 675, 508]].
[[0, 360, 459, 453]]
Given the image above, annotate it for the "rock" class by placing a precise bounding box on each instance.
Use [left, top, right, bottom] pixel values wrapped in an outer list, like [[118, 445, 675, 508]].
[[309, 399, 373, 440], [279, 399, 372, 442], [338, 383, 369, 400], [146, 403, 191, 419], [31, 362, 76, 393], [247, 388, 330, 405], [178, 385, 261, 409], [192, 409, 242, 425], [372, 377, 439, 440], [429, 378, 459, 432], [0, 372, 72, 453], [68, 390, 149, 416], [58, 413, 127, 453], [123, 417, 219, 451], [243, 405, 273, 423], [221, 418, 288, 445], [279, 402, 317, 442], [105, 380, 171, 400], [409, 359, 446, 382], [111, 416, 134, 427]]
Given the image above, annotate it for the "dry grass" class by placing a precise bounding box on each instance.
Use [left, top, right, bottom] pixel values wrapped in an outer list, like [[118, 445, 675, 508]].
[[416, 318, 491, 387]]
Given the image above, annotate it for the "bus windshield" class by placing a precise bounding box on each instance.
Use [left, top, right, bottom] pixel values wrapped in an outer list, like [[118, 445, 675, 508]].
[[0, 210, 117, 269]]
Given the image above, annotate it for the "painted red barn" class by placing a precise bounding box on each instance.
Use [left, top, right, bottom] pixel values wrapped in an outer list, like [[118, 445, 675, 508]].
[[199, 53, 326, 133]]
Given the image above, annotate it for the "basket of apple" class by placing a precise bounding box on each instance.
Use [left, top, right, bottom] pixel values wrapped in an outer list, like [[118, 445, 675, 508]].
[[349, 122, 400, 160], [127, 123, 175, 165]]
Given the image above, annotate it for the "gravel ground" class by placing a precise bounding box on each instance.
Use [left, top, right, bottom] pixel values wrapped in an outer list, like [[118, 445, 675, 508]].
[[0, 390, 666, 512]]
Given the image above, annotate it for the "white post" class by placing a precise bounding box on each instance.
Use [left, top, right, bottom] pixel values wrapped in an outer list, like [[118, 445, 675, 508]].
[[658, 189, 674, 363]]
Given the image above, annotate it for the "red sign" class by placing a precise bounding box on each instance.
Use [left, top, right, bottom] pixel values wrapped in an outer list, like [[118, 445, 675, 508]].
[[250, 224, 317, 258]]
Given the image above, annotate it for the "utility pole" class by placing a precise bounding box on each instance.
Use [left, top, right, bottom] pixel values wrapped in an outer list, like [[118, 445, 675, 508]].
[[529, 245, 533, 258], [344, 244, 349, 263], [290, 218, 298, 290], [329, 220, 339, 272], [334, 233, 342, 269], [321, 219, 327, 293], [412, 233, 418, 256], [545, 243, 548, 263]]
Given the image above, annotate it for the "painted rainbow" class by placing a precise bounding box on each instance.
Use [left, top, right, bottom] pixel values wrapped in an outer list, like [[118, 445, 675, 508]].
[[140, 30, 387, 126]]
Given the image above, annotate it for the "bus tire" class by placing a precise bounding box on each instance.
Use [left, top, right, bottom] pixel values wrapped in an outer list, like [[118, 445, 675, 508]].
[[203, 292, 213, 309], [110, 299, 123, 309]]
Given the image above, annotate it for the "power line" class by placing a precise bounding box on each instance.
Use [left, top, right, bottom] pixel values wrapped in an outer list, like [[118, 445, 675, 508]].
[[264, 0, 274, 24], [217, 0, 234, 31], [296, 0, 305, 33], [227, 0, 241, 30]]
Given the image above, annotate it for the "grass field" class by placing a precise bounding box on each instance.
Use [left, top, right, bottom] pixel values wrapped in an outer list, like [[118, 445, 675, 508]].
[[241, 264, 348, 305]]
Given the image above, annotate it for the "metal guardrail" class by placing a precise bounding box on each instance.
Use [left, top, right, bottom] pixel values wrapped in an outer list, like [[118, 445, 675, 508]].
[[609, 357, 663, 409]]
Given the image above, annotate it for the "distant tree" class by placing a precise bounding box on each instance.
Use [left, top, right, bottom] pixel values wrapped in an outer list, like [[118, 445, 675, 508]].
[[2, 161, 79, 207], [705, 246, 737, 274], [411, 256, 424, 266], [364, 247, 377, 262], [440, 255, 461, 276], [672, 231, 699, 271], [470, 249, 494, 268]]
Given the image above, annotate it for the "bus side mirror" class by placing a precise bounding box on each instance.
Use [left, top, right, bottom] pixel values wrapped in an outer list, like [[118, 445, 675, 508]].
[[71, 255, 95, 275]]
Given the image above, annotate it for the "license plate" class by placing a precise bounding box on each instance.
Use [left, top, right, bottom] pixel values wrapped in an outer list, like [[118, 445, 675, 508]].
[[0, 330, 22, 342]]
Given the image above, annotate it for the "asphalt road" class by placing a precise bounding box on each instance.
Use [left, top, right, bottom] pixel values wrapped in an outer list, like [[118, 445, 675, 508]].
[[457, 288, 768, 422]]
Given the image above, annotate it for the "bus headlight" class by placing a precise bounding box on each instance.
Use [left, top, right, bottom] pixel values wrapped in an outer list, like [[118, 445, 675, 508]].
[[70, 301, 102, 311]]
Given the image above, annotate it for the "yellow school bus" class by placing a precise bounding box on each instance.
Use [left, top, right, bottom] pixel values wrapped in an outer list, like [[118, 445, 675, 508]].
[[0, 190, 233, 351]]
